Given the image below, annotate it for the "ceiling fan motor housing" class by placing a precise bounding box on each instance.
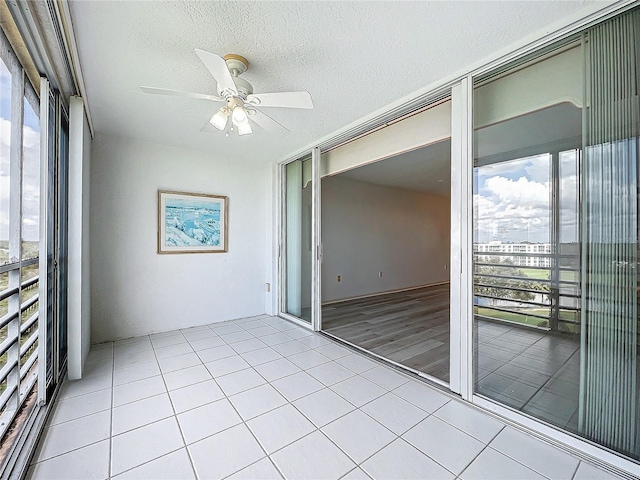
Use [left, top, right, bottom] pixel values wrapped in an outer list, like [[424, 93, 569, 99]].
[[219, 54, 253, 99], [228, 76, 253, 99]]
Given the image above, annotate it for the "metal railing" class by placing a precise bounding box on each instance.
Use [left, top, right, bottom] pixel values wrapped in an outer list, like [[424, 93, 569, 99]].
[[0, 261, 39, 439], [473, 250, 581, 333]]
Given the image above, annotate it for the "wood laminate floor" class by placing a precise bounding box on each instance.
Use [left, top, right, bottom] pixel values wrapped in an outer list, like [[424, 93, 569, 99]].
[[321, 285, 591, 432], [322, 284, 451, 381]]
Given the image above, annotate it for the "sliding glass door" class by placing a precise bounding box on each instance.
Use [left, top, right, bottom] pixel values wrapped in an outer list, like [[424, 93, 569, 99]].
[[37, 80, 68, 404], [472, 8, 639, 463], [280, 149, 321, 328], [56, 109, 69, 380]]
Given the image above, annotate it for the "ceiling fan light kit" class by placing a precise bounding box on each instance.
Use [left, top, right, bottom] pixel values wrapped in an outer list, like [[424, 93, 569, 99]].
[[209, 107, 229, 130], [141, 50, 314, 137]]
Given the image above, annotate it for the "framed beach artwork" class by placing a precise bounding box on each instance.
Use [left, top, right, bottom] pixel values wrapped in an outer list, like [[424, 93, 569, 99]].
[[158, 190, 228, 254]]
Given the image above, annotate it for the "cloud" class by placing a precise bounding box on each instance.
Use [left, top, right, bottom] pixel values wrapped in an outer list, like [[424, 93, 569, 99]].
[[475, 156, 551, 243], [484, 175, 549, 209], [0, 117, 41, 242], [524, 154, 551, 183], [475, 150, 584, 244]]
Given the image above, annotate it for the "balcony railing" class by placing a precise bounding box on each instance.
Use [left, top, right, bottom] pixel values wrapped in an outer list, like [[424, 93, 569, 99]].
[[0, 258, 39, 440], [473, 250, 581, 333]]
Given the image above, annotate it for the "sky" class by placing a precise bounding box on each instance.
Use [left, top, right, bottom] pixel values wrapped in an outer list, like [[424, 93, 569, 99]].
[[474, 152, 579, 244], [1, 57, 41, 243]]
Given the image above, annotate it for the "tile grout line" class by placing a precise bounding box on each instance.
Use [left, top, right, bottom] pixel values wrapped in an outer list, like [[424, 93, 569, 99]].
[[279, 366, 402, 473], [338, 466, 371, 480], [149, 330, 199, 480], [423, 399, 508, 445], [108, 446, 187, 479], [29, 438, 109, 468], [44, 394, 113, 428], [168, 319, 353, 476], [223, 401, 286, 479], [393, 413, 461, 478], [287, 383, 359, 426], [109, 335, 181, 477], [485, 444, 556, 480], [30, 345, 116, 470], [356, 394, 434, 435], [106, 344, 115, 478], [279, 324, 508, 479], [570, 459, 583, 480], [455, 436, 498, 480], [60, 316, 625, 480], [207, 319, 288, 480]]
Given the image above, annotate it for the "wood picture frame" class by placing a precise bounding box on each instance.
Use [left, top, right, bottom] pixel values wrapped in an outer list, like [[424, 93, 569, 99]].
[[157, 190, 228, 254]]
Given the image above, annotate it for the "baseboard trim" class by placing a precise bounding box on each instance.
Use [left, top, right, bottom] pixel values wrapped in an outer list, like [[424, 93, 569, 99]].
[[322, 281, 450, 306]]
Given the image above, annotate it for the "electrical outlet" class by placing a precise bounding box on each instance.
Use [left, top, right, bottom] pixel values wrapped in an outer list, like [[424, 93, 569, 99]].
[[337, 275, 341, 282], [378, 271, 383, 278]]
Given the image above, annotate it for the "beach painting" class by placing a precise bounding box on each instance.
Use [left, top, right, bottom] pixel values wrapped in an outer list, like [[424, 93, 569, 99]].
[[158, 190, 228, 253]]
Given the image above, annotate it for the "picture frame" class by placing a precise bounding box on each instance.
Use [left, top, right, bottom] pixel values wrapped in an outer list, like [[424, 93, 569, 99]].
[[157, 190, 228, 254]]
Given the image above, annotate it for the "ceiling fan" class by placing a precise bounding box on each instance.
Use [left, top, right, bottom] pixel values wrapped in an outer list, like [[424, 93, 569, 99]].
[[140, 49, 314, 137]]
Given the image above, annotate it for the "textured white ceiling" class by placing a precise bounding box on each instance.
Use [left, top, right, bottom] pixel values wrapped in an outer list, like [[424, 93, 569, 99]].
[[68, 1, 608, 164], [338, 140, 451, 196]]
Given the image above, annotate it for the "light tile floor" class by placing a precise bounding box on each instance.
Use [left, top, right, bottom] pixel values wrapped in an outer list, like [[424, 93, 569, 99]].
[[27, 315, 626, 480]]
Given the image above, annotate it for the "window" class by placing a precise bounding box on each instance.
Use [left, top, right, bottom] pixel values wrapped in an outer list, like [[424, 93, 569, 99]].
[[0, 31, 41, 459]]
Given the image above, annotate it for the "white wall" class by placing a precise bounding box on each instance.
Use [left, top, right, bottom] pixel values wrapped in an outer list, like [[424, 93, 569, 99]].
[[81, 108, 91, 359], [264, 163, 277, 316], [67, 96, 91, 379], [90, 134, 268, 343], [321, 176, 450, 302]]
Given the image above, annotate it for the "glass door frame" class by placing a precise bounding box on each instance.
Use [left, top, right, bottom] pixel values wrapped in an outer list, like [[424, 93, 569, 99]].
[[457, 28, 640, 475], [278, 147, 322, 331], [450, 78, 473, 399], [54, 101, 69, 382], [36, 79, 68, 406]]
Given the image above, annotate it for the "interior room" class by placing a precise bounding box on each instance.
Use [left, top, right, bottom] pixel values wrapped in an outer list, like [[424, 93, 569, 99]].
[[321, 141, 452, 382], [0, 1, 638, 479]]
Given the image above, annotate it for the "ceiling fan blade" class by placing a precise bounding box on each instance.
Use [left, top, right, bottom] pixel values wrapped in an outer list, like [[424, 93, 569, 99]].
[[249, 109, 290, 134], [140, 86, 223, 102], [194, 49, 237, 95], [246, 91, 313, 109]]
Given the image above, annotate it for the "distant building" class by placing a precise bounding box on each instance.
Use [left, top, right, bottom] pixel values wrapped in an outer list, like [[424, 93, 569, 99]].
[[474, 241, 552, 268]]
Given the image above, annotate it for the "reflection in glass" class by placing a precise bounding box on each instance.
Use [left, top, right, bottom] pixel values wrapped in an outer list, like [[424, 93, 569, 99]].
[[284, 155, 313, 323], [1, 57, 11, 266], [21, 96, 40, 261], [473, 9, 640, 463], [474, 154, 552, 329], [57, 114, 69, 369], [0, 271, 6, 325], [474, 87, 585, 442]]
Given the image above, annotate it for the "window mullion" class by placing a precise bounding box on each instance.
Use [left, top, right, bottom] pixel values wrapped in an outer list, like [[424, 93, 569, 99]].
[[6, 64, 24, 428]]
